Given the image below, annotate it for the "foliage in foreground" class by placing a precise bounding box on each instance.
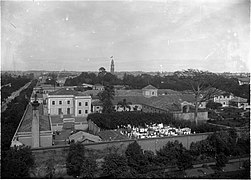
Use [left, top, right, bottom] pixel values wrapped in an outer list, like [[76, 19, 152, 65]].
[[1, 146, 35, 179]]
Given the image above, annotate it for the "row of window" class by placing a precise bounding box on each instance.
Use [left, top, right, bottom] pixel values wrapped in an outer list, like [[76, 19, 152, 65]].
[[52, 100, 88, 106], [58, 108, 88, 115]]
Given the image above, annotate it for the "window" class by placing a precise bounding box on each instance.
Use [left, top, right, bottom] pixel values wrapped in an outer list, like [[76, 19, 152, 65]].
[[58, 108, 62, 115], [59, 101, 62, 105], [152, 92, 154, 95], [52, 101, 55, 105], [67, 100, 70, 104], [85, 110, 88, 114], [85, 102, 88, 106], [78, 110, 81, 114], [67, 108, 70, 114], [79, 102, 82, 106], [96, 106, 99, 109]]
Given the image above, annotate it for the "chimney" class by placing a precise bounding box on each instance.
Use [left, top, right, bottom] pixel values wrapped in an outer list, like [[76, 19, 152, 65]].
[[31, 94, 40, 148]]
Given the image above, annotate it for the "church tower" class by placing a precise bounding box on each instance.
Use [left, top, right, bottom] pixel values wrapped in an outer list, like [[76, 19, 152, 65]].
[[110, 56, 114, 74]]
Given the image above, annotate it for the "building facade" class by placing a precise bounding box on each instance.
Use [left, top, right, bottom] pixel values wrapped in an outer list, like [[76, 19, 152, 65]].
[[47, 89, 92, 117]]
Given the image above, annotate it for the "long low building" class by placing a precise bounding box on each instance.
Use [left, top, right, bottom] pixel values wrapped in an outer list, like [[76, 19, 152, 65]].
[[11, 103, 53, 148]]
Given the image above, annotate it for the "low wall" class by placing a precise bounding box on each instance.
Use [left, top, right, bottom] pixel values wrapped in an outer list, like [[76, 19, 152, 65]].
[[31, 132, 212, 170]]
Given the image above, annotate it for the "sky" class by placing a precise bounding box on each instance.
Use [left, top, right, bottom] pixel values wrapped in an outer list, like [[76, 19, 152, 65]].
[[1, 0, 250, 72]]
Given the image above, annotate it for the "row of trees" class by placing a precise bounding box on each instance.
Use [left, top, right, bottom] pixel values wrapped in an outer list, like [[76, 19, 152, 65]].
[[66, 140, 192, 178], [87, 111, 222, 133], [68, 69, 249, 125], [1, 73, 32, 102], [66, 129, 250, 178], [64, 69, 250, 101], [1, 80, 37, 178]]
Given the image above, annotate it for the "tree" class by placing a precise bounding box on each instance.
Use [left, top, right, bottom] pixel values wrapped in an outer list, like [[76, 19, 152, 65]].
[[98, 85, 115, 113], [125, 141, 148, 174], [101, 153, 131, 178], [2, 145, 35, 178], [117, 98, 132, 111], [156, 140, 192, 171], [174, 69, 221, 125], [215, 153, 228, 170], [206, 100, 222, 109], [80, 157, 97, 178], [66, 142, 86, 177], [98, 67, 106, 85]]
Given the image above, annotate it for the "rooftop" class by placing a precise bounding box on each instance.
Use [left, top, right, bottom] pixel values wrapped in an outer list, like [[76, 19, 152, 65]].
[[142, 85, 157, 90], [98, 130, 129, 141], [50, 115, 87, 124], [238, 77, 250, 82], [69, 131, 101, 142], [17, 104, 51, 132], [48, 88, 86, 96], [230, 97, 248, 103]]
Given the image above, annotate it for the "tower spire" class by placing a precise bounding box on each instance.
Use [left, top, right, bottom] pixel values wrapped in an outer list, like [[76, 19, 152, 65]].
[[110, 56, 114, 74]]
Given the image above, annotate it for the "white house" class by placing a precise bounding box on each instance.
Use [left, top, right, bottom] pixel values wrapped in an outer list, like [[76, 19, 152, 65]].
[[47, 88, 92, 117]]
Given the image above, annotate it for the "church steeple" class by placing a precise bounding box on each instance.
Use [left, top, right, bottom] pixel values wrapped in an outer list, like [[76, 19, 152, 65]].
[[110, 56, 114, 74]]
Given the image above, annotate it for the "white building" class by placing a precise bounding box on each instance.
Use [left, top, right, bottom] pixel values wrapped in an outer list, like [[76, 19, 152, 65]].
[[213, 92, 234, 107], [47, 88, 92, 117]]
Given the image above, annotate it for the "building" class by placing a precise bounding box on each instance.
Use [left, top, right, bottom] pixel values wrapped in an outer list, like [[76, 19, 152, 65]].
[[69, 131, 101, 143], [47, 88, 92, 117], [229, 97, 249, 110], [142, 85, 158, 97], [11, 103, 52, 148], [50, 114, 88, 131], [237, 77, 250, 85], [213, 92, 234, 107], [92, 84, 104, 91], [90, 85, 208, 121]]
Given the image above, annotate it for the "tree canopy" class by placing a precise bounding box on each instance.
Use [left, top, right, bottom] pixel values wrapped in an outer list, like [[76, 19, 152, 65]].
[[98, 85, 115, 113], [66, 142, 86, 177], [2, 145, 35, 178]]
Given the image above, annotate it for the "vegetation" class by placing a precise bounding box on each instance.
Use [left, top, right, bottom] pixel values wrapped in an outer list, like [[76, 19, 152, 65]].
[[64, 70, 250, 102], [1, 145, 35, 178], [97, 85, 115, 113], [1, 79, 37, 151], [1, 73, 32, 102], [87, 111, 222, 133], [101, 153, 131, 178], [66, 142, 86, 178]]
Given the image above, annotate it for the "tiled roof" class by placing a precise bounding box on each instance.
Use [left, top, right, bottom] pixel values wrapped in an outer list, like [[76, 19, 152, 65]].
[[17, 104, 51, 132], [142, 85, 157, 90], [238, 77, 250, 82], [48, 88, 85, 96], [115, 90, 142, 96], [82, 90, 101, 97], [230, 97, 248, 103], [98, 130, 129, 141], [112, 94, 195, 111]]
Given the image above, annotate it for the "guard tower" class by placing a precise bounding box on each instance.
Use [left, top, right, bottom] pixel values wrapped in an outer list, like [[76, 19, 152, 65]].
[[110, 56, 114, 74]]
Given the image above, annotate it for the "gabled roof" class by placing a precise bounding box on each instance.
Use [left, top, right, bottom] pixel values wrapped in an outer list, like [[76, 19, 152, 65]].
[[142, 85, 157, 90], [230, 97, 248, 103], [69, 131, 101, 142], [238, 77, 250, 82]]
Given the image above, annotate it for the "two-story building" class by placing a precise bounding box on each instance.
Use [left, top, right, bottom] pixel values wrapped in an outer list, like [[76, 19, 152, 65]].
[[47, 88, 92, 117]]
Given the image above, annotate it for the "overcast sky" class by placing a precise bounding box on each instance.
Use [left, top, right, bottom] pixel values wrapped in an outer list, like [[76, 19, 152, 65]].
[[1, 0, 250, 72]]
